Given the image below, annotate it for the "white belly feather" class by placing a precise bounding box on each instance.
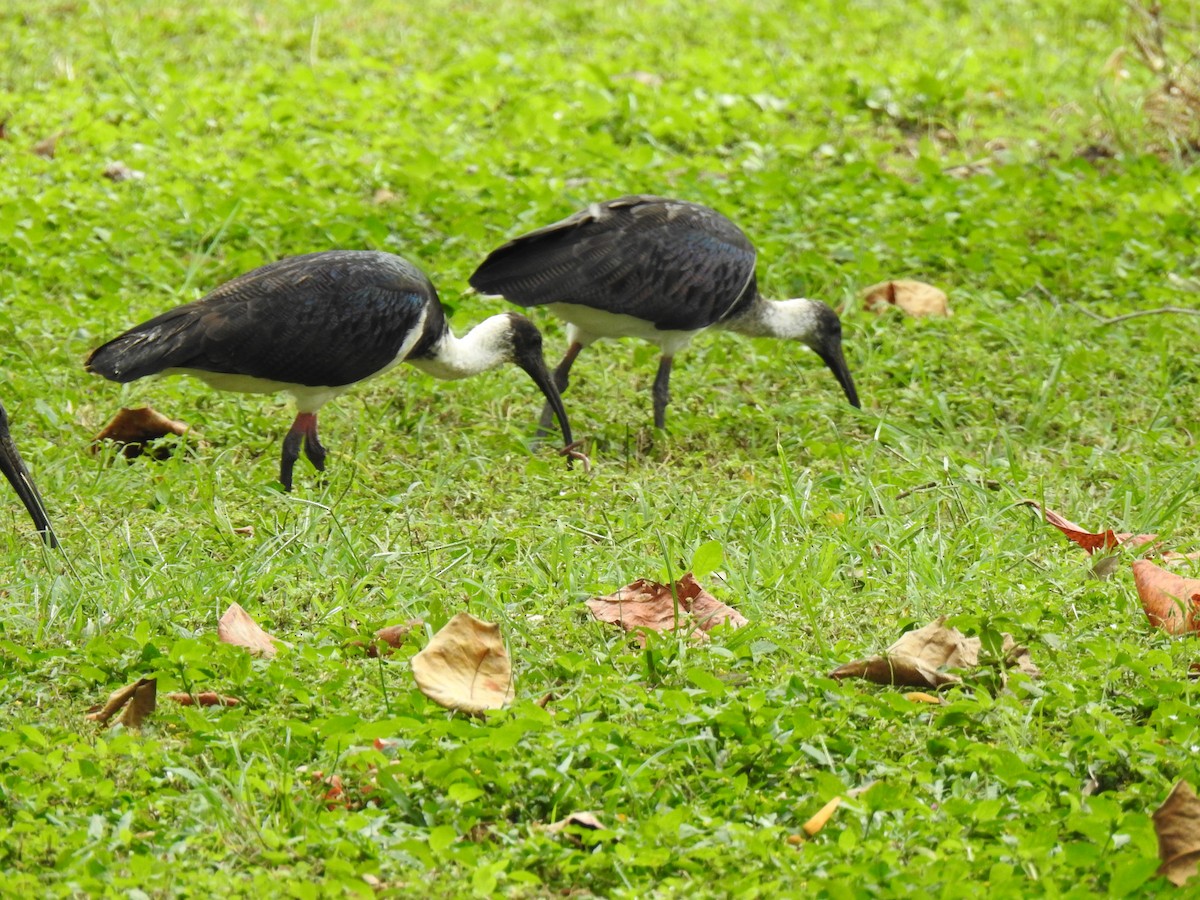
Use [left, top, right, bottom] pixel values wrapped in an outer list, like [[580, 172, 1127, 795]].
[[546, 303, 699, 357]]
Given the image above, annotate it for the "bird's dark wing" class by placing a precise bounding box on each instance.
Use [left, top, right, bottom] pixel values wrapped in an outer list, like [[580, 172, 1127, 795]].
[[470, 195, 758, 332], [86, 251, 438, 387]]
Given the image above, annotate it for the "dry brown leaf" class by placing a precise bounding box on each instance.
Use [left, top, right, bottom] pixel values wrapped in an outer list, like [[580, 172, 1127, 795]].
[[586, 573, 747, 644], [830, 617, 1040, 687], [372, 188, 397, 205], [1161, 550, 1200, 564], [411, 613, 512, 715], [1154, 781, 1200, 886], [33, 131, 64, 158], [91, 406, 189, 460], [1001, 635, 1041, 678], [102, 160, 145, 182], [86, 677, 156, 728], [1133, 560, 1200, 635], [373, 619, 424, 654], [218, 602, 282, 658], [802, 796, 842, 836], [862, 280, 950, 317], [1020, 500, 1157, 555], [165, 692, 240, 707]]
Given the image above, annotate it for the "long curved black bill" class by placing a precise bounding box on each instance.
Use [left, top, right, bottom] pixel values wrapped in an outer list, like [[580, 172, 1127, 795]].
[[819, 343, 861, 409], [0, 427, 58, 548], [516, 353, 574, 449]]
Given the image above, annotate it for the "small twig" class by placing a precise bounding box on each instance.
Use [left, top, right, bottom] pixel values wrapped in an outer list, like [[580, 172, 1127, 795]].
[[1060, 294, 1108, 322], [1094, 306, 1200, 326]]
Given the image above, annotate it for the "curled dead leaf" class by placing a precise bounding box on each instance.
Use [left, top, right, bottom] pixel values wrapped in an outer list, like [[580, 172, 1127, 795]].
[[586, 573, 747, 644], [1020, 500, 1157, 555], [91, 406, 189, 460], [372, 619, 424, 655], [802, 796, 842, 837], [218, 602, 283, 658], [1154, 781, 1200, 886], [411, 613, 512, 715], [831, 617, 1039, 688], [862, 279, 950, 317], [86, 677, 157, 728], [1133, 560, 1200, 635]]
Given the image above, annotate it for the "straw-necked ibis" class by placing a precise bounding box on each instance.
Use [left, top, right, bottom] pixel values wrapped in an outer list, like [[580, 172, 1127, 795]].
[[470, 195, 860, 429], [86, 250, 574, 490], [0, 400, 57, 546]]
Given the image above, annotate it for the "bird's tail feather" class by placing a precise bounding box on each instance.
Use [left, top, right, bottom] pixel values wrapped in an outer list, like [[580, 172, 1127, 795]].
[[85, 309, 202, 382]]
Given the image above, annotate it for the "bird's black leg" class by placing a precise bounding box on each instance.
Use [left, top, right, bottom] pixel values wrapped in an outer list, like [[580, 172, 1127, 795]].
[[299, 413, 327, 472], [537, 342, 583, 436], [652, 356, 674, 430], [280, 415, 306, 492]]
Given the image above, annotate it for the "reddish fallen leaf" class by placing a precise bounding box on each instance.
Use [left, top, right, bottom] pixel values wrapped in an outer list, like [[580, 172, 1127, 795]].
[[218, 602, 283, 658], [411, 613, 512, 715], [165, 692, 241, 707], [86, 677, 157, 728], [1020, 500, 1157, 555], [1133, 560, 1200, 635], [862, 280, 950, 317], [586, 573, 747, 644], [1161, 550, 1200, 564], [91, 406, 189, 460], [831, 617, 1040, 688], [360, 618, 424, 658], [1154, 781, 1200, 886]]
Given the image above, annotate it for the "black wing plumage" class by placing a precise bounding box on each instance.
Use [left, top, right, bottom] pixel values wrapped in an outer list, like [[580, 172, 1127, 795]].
[[469, 195, 759, 332], [87, 251, 440, 388]]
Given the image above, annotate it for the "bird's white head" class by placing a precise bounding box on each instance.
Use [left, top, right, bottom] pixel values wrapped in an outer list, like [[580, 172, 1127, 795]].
[[416, 313, 575, 448], [739, 298, 860, 409]]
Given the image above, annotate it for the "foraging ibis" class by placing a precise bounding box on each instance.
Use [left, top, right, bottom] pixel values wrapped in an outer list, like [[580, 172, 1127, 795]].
[[86, 250, 575, 490], [0, 400, 57, 546], [470, 195, 861, 430]]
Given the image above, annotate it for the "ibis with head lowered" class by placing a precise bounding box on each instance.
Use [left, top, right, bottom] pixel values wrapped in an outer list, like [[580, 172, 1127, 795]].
[[86, 250, 576, 489], [470, 195, 861, 430], [0, 400, 57, 546]]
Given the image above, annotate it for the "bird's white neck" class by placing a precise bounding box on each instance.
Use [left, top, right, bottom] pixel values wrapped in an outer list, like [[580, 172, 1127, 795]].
[[406, 315, 512, 381], [719, 298, 822, 345]]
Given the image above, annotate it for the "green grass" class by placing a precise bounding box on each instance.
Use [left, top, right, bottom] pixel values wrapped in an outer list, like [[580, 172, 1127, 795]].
[[2, 0, 1200, 896]]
